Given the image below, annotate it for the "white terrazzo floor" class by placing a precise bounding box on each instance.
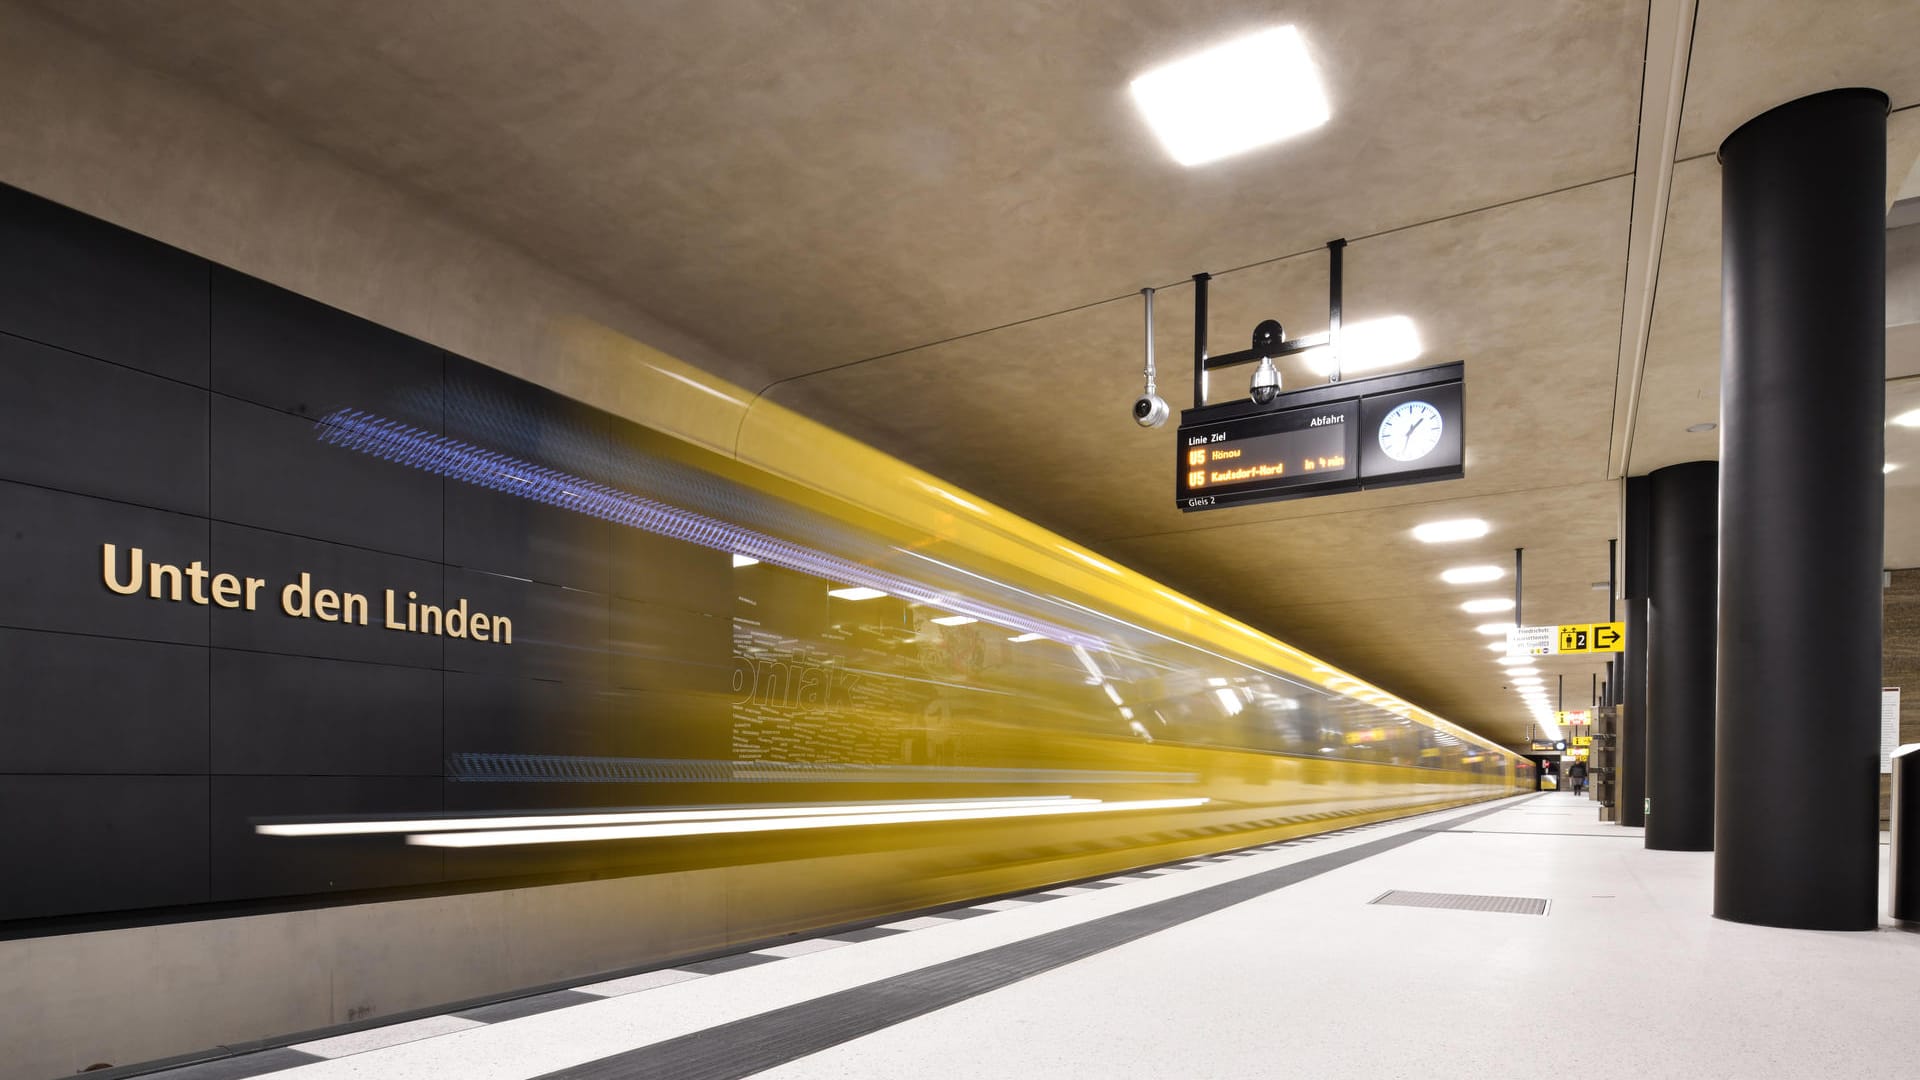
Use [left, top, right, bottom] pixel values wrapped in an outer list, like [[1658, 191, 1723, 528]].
[[155, 794, 1920, 1080], [758, 794, 1918, 1080]]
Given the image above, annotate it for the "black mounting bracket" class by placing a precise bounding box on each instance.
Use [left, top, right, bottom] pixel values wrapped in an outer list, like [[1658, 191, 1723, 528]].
[[1190, 238, 1346, 409]]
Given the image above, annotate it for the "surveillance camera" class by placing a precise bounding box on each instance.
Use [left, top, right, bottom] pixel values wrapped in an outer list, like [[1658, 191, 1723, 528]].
[[1249, 356, 1280, 405], [1133, 393, 1170, 428]]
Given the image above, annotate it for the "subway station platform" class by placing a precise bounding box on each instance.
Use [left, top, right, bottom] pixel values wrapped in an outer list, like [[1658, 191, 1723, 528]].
[[128, 794, 1918, 1080]]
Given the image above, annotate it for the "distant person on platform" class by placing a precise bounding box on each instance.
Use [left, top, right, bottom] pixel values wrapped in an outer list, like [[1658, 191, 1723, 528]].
[[1568, 760, 1588, 794]]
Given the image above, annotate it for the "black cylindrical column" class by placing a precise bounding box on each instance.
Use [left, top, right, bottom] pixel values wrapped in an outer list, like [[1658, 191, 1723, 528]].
[[1618, 476, 1651, 827], [1894, 746, 1920, 924], [1716, 89, 1887, 930], [1645, 462, 1718, 850]]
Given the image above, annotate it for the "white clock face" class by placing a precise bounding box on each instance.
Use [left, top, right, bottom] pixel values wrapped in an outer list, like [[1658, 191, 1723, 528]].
[[1378, 400, 1443, 462]]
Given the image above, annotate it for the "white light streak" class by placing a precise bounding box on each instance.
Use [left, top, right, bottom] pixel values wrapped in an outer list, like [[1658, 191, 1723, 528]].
[[407, 798, 1211, 848]]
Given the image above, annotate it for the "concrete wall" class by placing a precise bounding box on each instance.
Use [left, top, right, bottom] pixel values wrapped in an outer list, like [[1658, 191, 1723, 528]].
[[0, 4, 764, 456]]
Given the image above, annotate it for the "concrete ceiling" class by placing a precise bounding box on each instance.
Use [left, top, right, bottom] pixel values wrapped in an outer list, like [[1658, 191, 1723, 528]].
[[19, 0, 1920, 747]]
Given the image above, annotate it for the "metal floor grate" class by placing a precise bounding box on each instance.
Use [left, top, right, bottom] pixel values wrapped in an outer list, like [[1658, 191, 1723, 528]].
[[1369, 890, 1549, 915]]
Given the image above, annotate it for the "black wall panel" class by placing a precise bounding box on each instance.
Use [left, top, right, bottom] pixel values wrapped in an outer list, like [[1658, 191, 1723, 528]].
[[211, 651, 442, 776], [443, 671, 613, 758], [445, 484, 612, 593], [211, 395, 444, 561], [0, 332, 210, 515], [0, 629, 209, 774], [0, 186, 209, 386], [609, 523, 730, 612], [610, 598, 732, 694], [210, 267, 442, 424], [0, 776, 210, 921]]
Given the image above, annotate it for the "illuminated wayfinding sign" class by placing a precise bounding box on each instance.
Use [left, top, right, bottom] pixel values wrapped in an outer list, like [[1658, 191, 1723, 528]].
[[1176, 361, 1464, 511], [1507, 621, 1624, 656]]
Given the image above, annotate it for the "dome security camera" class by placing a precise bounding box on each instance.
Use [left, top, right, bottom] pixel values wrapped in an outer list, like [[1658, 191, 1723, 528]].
[[1249, 319, 1284, 405], [1249, 356, 1280, 404], [1133, 393, 1170, 428]]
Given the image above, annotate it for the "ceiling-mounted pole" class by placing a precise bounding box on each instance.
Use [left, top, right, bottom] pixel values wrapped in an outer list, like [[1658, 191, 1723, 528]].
[[1326, 238, 1346, 384], [1514, 548, 1524, 627], [1608, 538, 1619, 622], [1607, 536, 1619, 707], [1141, 287, 1157, 396], [1191, 273, 1211, 409]]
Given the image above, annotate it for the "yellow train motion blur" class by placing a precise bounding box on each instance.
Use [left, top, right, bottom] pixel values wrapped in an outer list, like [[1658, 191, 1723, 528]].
[[341, 320, 1533, 937]]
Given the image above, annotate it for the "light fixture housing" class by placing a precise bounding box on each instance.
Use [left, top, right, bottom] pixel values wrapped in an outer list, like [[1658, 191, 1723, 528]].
[[1413, 518, 1491, 543], [1891, 408, 1920, 428], [1476, 622, 1516, 636], [828, 586, 887, 601], [1441, 565, 1504, 585], [930, 615, 977, 626], [731, 554, 759, 568], [1129, 25, 1331, 167], [1300, 316, 1423, 376], [1461, 597, 1516, 613]]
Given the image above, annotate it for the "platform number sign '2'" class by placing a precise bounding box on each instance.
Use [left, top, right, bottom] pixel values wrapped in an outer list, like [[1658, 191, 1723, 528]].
[[1559, 625, 1590, 653]]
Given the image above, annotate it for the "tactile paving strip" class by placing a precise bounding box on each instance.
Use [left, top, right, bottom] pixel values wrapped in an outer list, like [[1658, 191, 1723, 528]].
[[1368, 889, 1549, 915], [534, 798, 1525, 1080], [124, 801, 1511, 1080]]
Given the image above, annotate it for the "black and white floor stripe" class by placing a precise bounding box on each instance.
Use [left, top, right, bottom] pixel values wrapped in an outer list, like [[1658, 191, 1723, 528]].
[[124, 811, 1417, 1080]]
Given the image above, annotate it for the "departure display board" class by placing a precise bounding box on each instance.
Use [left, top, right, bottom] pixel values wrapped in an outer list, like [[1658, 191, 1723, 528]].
[[1178, 400, 1359, 510], [1174, 362, 1464, 511]]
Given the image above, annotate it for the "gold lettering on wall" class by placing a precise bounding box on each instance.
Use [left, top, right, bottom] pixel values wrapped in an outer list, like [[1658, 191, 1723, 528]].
[[100, 543, 509, 643]]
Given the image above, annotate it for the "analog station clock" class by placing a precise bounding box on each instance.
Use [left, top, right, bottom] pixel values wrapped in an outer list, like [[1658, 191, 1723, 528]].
[[1377, 400, 1443, 462]]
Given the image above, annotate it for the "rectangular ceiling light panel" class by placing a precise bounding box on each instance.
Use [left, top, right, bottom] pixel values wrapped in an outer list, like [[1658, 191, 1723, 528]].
[[1130, 25, 1331, 167]]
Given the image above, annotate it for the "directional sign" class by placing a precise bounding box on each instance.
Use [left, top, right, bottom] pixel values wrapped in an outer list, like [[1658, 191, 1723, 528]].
[[1507, 625, 1557, 656], [1509, 621, 1626, 656], [1559, 621, 1625, 655]]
